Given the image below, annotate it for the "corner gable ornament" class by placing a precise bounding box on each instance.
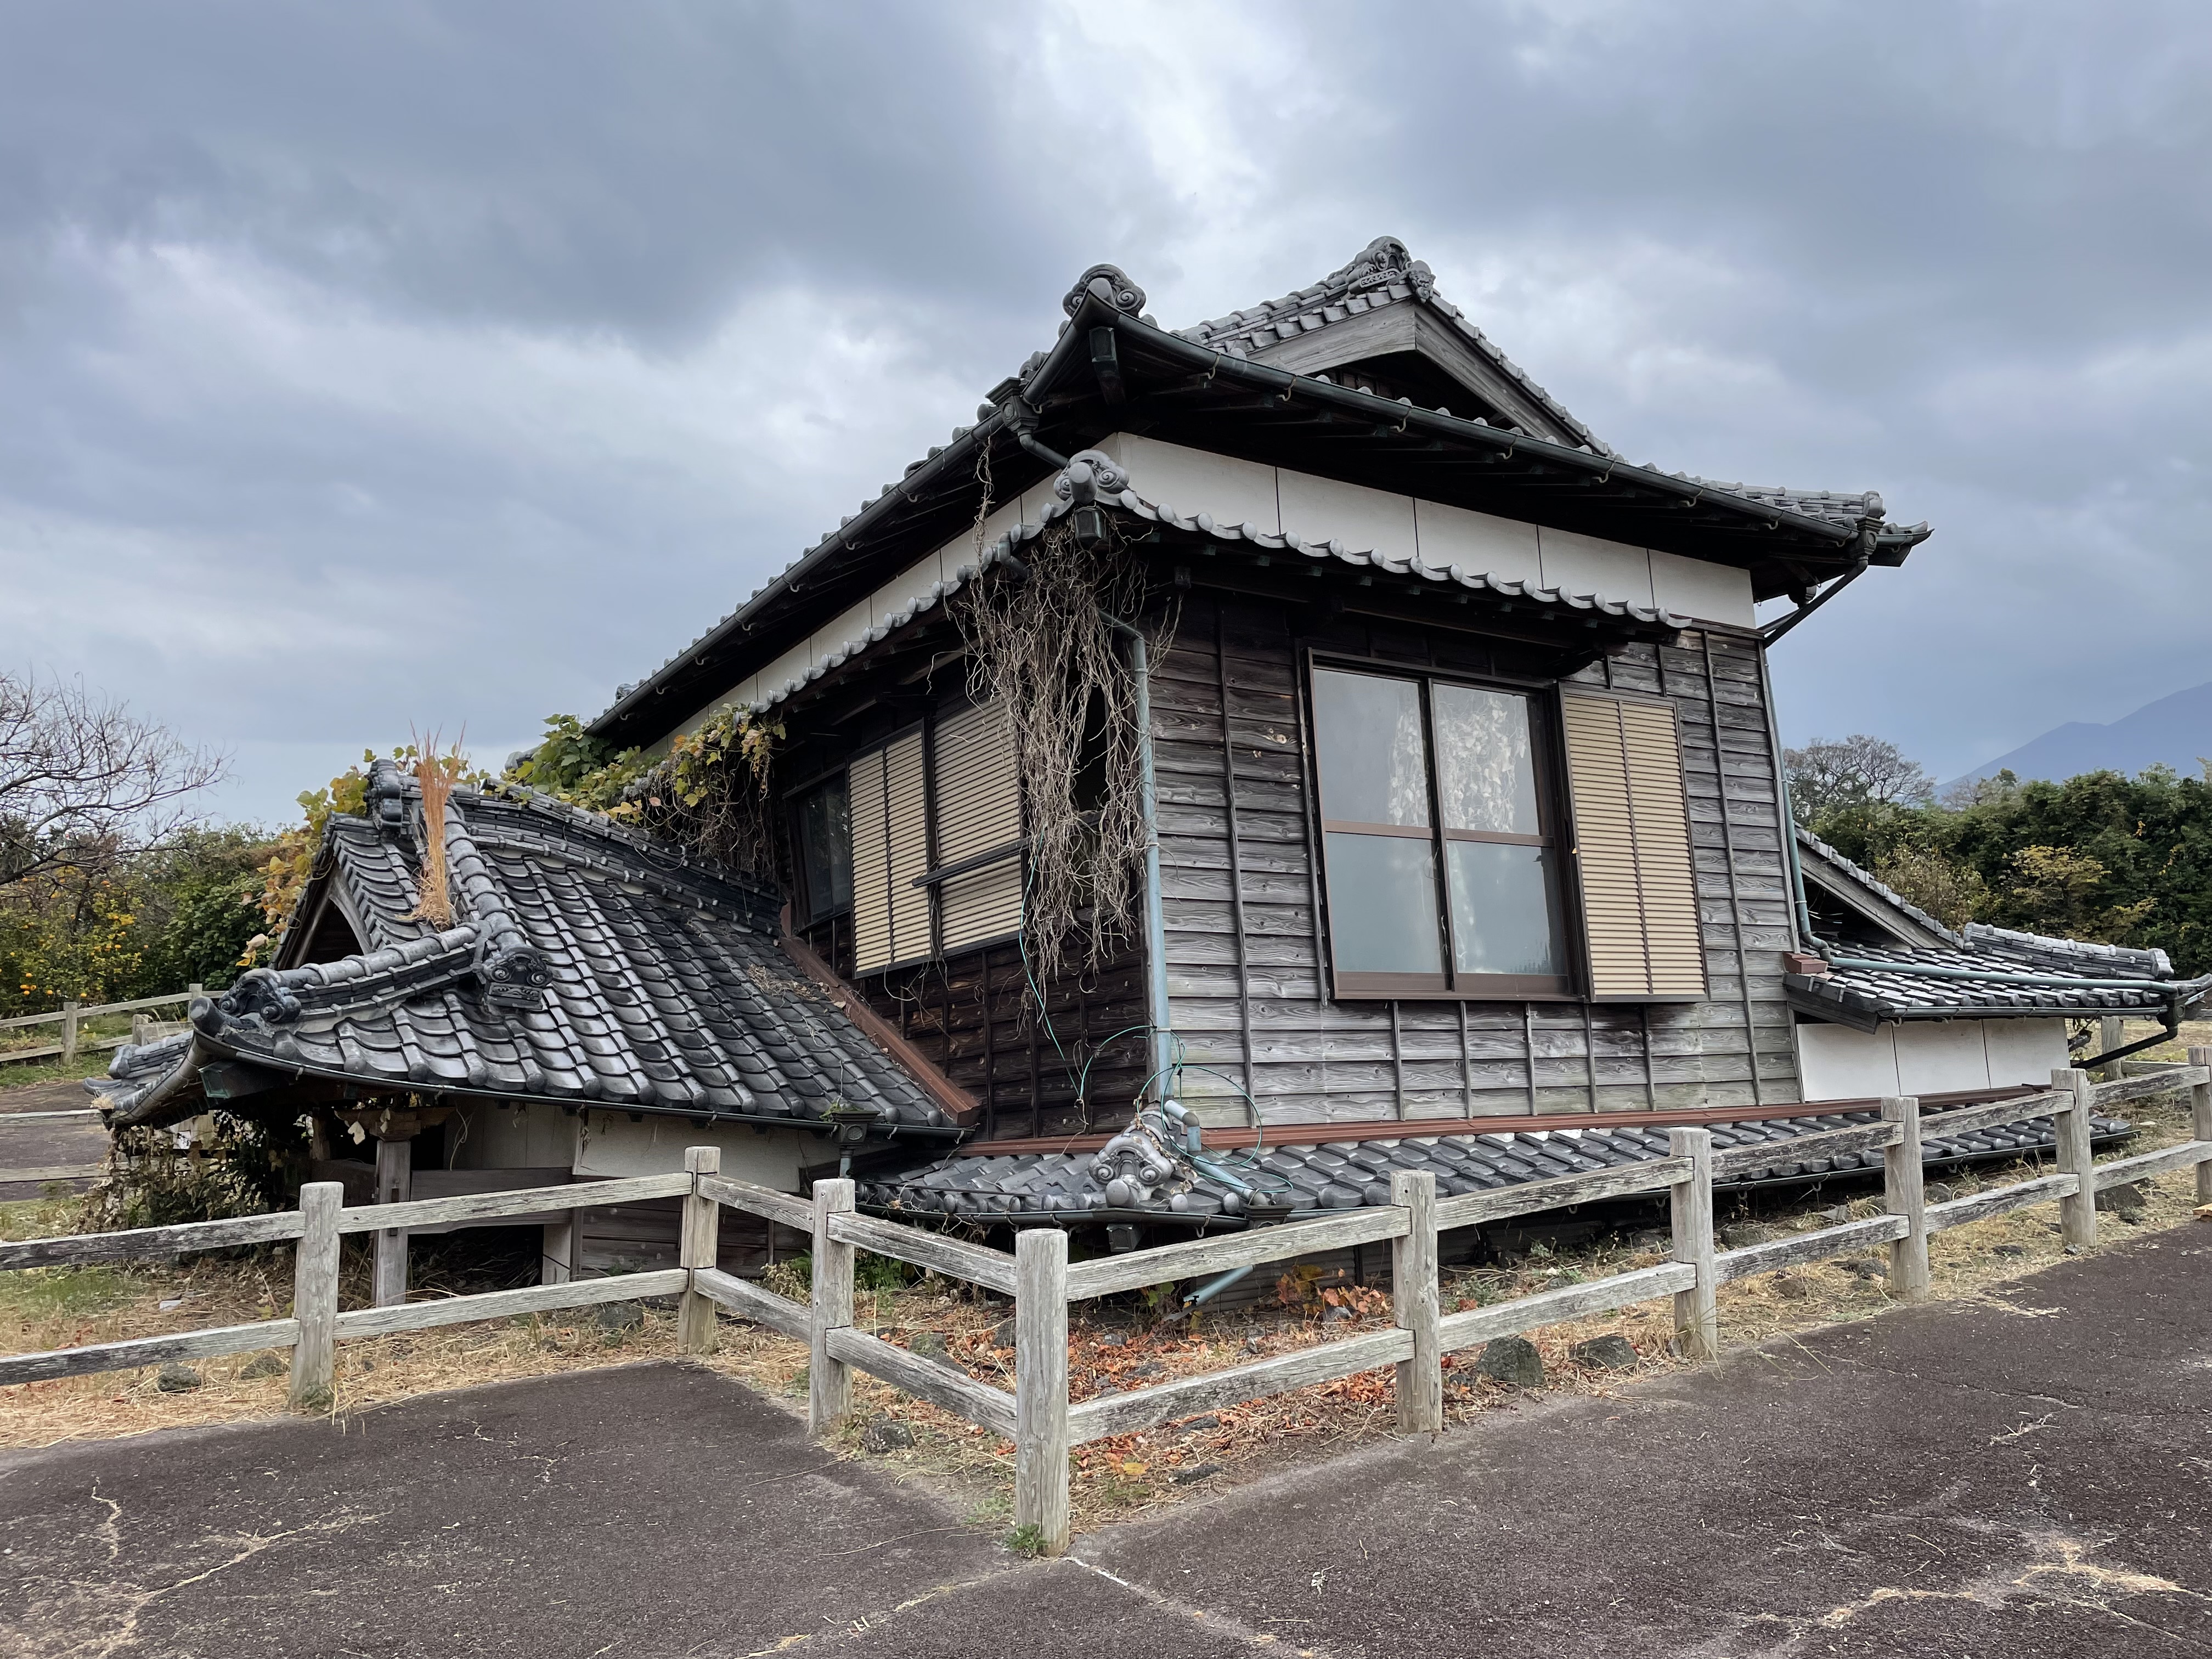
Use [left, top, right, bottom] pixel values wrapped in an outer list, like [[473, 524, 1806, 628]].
[[201, 969, 303, 1035], [1053, 449, 1130, 507], [1063, 263, 1147, 320]]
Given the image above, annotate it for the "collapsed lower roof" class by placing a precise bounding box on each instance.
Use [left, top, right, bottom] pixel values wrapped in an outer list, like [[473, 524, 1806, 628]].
[[94, 760, 962, 1138]]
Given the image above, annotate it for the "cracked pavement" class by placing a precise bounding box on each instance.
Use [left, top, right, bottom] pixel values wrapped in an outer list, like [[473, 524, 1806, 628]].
[[4, 1232, 2210, 1656]]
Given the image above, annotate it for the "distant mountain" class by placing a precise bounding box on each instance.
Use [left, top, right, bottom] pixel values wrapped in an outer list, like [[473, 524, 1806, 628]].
[[1947, 680, 2212, 791]]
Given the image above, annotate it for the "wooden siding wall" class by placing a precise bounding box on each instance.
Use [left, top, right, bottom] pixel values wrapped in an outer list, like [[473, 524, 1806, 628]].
[[850, 940, 1153, 1142], [1153, 590, 1799, 1127]]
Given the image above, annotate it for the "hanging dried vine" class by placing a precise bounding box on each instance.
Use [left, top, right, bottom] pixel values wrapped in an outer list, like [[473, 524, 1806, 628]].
[[956, 518, 1167, 984]]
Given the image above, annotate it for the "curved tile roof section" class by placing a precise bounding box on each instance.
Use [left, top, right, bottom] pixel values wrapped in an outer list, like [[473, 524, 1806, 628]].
[[99, 761, 950, 1133], [860, 1109, 2128, 1224], [1961, 923, 2174, 980], [1786, 938, 2191, 1028], [729, 449, 1681, 720]]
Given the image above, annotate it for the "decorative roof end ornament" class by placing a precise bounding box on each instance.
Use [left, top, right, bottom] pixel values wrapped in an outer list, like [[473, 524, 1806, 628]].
[[1063, 263, 1147, 320], [1328, 235, 1436, 301], [201, 968, 303, 1035], [476, 936, 554, 1012], [365, 756, 408, 838], [1055, 449, 1129, 548]]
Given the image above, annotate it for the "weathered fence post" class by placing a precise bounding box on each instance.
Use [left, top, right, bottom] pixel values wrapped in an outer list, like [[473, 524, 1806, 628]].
[[1390, 1169, 1442, 1434], [678, 1146, 721, 1356], [371, 1133, 411, 1308], [2053, 1068, 2097, 1249], [1881, 1096, 1930, 1299], [1668, 1126, 1718, 1361], [2192, 1047, 2212, 1206], [540, 1219, 574, 1286], [60, 1001, 79, 1064], [289, 1181, 342, 1412], [808, 1177, 855, 1435], [1013, 1227, 1070, 1557]]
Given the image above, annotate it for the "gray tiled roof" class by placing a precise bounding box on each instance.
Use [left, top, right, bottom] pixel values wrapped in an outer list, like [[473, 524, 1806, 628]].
[[1796, 827, 1966, 947], [1173, 235, 1609, 455], [859, 1107, 2128, 1223], [1961, 923, 2173, 980], [97, 761, 951, 1133], [589, 244, 1912, 733], [732, 449, 1680, 719], [1786, 938, 2181, 1028]]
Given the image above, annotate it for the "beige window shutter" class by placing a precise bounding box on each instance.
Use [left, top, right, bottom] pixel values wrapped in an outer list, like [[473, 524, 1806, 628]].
[[931, 700, 1024, 953], [848, 730, 934, 973], [1560, 690, 1707, 1000]]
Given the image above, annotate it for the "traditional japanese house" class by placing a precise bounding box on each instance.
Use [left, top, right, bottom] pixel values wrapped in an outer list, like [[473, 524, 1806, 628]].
[[99, 238, 2208, 1282]]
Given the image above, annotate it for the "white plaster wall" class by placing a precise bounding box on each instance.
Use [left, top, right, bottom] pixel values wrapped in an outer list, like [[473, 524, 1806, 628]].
[[1096, 433, 1280, 532], [1274, 469, 1419, 563], [1982, 1018, 2070, 1088], [1650, 549, 1755, 628], [1893, 1022, 1998, 1096], [1795, 1023, 1902, 1102], [1537, 527, 1657, 608], [663, 433, 1760, 744], [572, 1110, 814, 1189], [1796, 1017, 2074, 1102], [449, 1101, 578, 1171], [1413, 499, 1542, 584]]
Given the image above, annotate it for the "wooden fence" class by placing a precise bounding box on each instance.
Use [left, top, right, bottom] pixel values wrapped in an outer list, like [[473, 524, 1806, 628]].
[[3, 1060, 2208, 1558], [1, 986, 206, 1066]]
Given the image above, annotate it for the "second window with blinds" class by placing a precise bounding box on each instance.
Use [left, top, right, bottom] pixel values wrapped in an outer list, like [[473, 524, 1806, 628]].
[[844, 700, 1025, 974], [1308, 662, 1707, 1003]]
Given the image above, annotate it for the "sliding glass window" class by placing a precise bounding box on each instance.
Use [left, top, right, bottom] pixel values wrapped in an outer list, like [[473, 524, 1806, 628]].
[[1311, 664, 1569, 998]]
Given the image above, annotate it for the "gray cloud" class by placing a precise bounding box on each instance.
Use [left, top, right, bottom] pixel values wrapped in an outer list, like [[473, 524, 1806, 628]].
[[1, 0, 2205, 821]]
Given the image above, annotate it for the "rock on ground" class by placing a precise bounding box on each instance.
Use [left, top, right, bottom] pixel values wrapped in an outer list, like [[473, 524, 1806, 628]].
[[1473, 1335, 1545, 1389]]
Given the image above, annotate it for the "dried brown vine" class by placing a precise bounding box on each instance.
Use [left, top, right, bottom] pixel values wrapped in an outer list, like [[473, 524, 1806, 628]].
[[956, 521, 1167, 984]]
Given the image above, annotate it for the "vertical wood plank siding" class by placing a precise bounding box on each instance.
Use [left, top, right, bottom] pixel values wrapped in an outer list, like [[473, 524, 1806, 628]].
[[1155, 591, 1798, 1129]]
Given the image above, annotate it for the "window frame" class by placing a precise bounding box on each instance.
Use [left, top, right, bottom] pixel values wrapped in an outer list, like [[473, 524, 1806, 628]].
[[787, 768, 856, 928], [1304, 648, 1581, 1002]]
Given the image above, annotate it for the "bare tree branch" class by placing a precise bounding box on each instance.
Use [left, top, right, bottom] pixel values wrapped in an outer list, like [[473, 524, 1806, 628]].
[[0, 668, 229, 889], [1782, 733, 1933, 823]]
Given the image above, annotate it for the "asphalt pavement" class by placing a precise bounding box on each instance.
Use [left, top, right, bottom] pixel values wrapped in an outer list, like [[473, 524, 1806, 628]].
[[3, 1226, 2208, 1657]]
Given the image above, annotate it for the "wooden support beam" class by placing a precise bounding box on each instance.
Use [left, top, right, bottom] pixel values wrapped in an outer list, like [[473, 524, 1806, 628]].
[[371, 1135, 411, 1310]]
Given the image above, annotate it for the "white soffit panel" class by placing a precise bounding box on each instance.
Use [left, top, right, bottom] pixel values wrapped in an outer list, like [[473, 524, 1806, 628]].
[[1098, 434, 1281, 533], [1538, 528, 1656, 607], [1649, 549, 1756, 629], [1893, 1022, 1994, 1096], [1413, 499, 1541, 584], [1274, 469, 1418, 563], [1982, 1018, 2070, 1089], [1795, 1023, 1901, 1102]]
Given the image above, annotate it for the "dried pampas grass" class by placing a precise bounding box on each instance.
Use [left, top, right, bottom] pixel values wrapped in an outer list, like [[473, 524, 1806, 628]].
[[407, 727, 469, 930]]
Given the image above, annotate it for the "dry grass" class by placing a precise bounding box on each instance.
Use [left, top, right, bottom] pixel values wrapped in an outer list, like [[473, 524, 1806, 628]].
[[3, 1061, 2207, 1541]]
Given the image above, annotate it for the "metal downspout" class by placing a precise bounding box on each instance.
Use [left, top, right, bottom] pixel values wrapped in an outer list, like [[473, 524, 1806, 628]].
[[1756, 646, 1818, 949]]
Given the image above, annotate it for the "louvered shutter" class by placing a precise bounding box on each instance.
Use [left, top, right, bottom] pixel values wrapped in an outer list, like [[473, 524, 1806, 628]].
[[1559, 690, 1707, 1000], [932, 700, 1024, 952], [848, 729, 934, 973]]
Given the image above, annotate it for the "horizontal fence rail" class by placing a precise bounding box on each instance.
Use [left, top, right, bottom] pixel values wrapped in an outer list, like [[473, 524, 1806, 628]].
[[2, 985, 206, 1066], [3, 1059, 2209, 1557]]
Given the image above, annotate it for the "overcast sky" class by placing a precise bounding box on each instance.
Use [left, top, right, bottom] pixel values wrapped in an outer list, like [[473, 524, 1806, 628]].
[[3, 2, 2206, 823]]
